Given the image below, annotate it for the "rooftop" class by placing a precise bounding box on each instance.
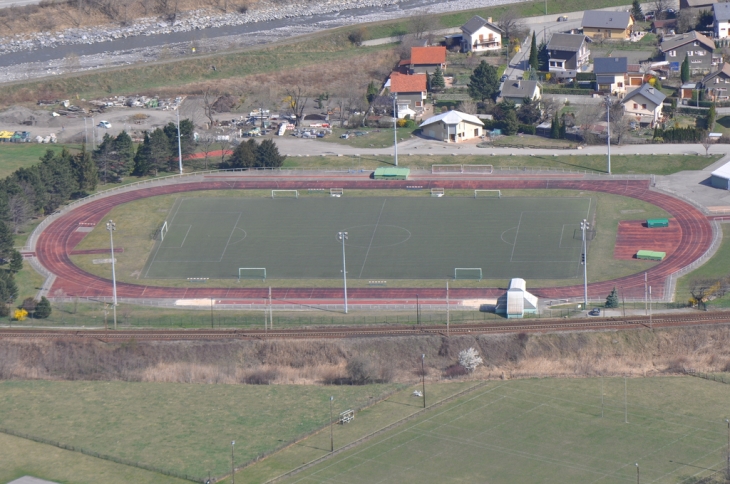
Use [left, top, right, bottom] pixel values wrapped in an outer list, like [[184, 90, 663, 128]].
[[715, 2, 730, 21], [461, 15, 504, 36], [410, 46, 446, 65], [581, 10, 633, 29], [594, 57, 629, 74], [702, 62, 730, 84], [546, 33, 586, 52], [622, 83, 667, 106], [419, 110, 484, 128], [389, 72, 427, 93], [501, 80, 541, 98], [660, 30, 715, 52]]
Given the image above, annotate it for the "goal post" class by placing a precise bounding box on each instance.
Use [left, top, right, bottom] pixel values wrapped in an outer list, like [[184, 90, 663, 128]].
[[431, 188, 445, 197], [330, 188, 344, 197], [474, 189, 501, 199], [239, 268, 266, 281], [454, 268, 483, 281], [431, 164, 463, 174], [271, 190, 299, 198], [159, 221, 168, 241], [462, 164, 493, 174]]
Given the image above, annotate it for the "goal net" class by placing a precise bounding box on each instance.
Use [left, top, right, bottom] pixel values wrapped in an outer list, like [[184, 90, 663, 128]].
[[159, 221, 168, 241], [432, 164, 463, 174], [454, 268, 483, 281], [239, 268, 267, 281], [272, 190, 299, 198], [330, 188, 344, 197], [431, 188, 445, 198], [463, 164, 493, 174], [474, 190, 501, 198]]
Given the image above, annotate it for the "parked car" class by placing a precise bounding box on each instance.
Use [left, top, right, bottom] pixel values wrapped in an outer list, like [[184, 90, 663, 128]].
[[589, 308, 601, 316], [500, 74, 508, 82], [557, 15, 568, 21], [98, 121, 112, 129], [339, 133, 350, 139], [644, 11, 655, 20]]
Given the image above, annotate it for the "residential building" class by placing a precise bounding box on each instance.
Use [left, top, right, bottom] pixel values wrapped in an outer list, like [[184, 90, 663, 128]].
[[627, 64, 646, 89], [460, 15, 504, 52], [680, 0, 717, 11], [651, 19, 677, 35], [581, 10, 634, 40], [714, 2, 730, 39], [546, 34, 590, 78], [660, 31, 718, 72], [594, 57, 629, 94], [388, 72, 427, 118], [419, 110, 484, 142], [700, 63, 730, 101], [407, 46, 447, 74], [621, 83, 667, 125], [679, 82, 698, 101], [500, 80, 542, 106]]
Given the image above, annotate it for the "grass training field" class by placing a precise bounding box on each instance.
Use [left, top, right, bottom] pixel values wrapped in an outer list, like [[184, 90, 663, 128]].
[[142, 195, 591, 281], [280, 376, 730, 484]]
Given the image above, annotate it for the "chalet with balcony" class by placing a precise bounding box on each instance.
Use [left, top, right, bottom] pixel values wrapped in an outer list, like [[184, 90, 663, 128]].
[[700, 63, 730, 101], [546, 34, 590, 78], [660, 31, 717, 72], [460, 15, 504, 53], [581, 11, 634, 40]]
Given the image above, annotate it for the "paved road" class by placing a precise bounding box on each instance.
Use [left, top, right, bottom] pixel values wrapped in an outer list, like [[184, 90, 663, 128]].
[[0, 0, 41, 5]]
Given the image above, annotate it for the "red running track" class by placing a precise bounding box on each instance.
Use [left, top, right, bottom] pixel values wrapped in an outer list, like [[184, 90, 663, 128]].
[[35, 177, 713, 302]]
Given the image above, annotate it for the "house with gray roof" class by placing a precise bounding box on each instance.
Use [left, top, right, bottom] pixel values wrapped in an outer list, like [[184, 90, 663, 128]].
[[660, 31, 718, 72], [700, 63, 730, 101], [621, 83, 666, 125], [546, 34, 590, 78], [460, 15, 504, 53], [594, 57, 629, 93], [500, 80, 542, 106], [581, 10, 634, 40], [714, 3, 730, 39]]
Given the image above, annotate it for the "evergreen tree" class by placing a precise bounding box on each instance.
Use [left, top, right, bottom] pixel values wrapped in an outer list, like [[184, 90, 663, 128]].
[[112, 131, 135, 177], [93, 134, 115, 183], [39, 148, 77, 213], [430, 66, 446, 91], [468, 60, 500, 103], [631, 0, 644, 21], [550, 112, 560, 139], [529, 31, 538, 72], [34, 296, 52, 319], [0, 271, 19, 304], [537, 42, 549, 71], [708, 103, 716, 130], [559, 118, 566, 139], [605, 287, 619, 308], [503, 110, 519, 135], [681, 54, 690, 83], [8, 249, 22, 273], [366, 81, 379, 104], [256, 139, 285, 168], [227, 139, 258, 169], [133, 132, 153, 176], [149, 128, 172, 174], [70, 146, 97, 192]]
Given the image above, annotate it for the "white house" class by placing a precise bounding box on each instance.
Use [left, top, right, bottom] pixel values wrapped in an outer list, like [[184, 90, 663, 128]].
[[460, 15, 504, 53], [715, 3, 730, 38], [621, 83, 667, 126], [419, 110, 484, 143]]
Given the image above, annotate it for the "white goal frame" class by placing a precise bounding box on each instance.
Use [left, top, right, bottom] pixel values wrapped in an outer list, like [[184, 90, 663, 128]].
[[239, 268, 267, 281], [160, 221, 168, 241], [462, 164, 493, 174], [454, 268, 483, 281], [474, 190, 501, 198], [330, 188, 344, 197], [431, 164, 463, 174], [271, 190, 299, 198], [431, 188, 445, 197]]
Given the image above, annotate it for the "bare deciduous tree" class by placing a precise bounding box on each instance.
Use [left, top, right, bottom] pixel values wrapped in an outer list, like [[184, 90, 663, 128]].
[[653, 0, 671, 19], [198, 136, 215, 169], [283, 87, 309, 127], [576, 103, 604, 144], [409, 11, 440, 40], [497, 9, 525, 58], [457, 100, 478, 114], [676, 9, 697, 34], [702, 135, 713, 156], [7, 193, 32, 234], [609, 103, 631, 145], [203, 89, 217, 127]]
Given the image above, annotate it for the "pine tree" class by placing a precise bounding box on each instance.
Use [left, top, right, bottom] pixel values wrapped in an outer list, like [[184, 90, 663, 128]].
[[227, 139, 258, 169], [8, 249, 22, 273], [34, 296, 52, 319], [430, 66, 446, 92], [149, 128, 172, 174], [559, 118, 566, 139], [537, 42, 549, 71], [256, 139, 285, 168], [503, 110, 519, 135], [631, 0, 644, 20], [112, 131, 135, 177], [529, 31, 538, 72], [681, 54, 690, 83], [71, 146, 97, 191], [468, 60, 500, 103], [605, 287, 619, 308], [366, 81, 379, 104], [133, 132, 153, 176], [550, 112, 560, 139]]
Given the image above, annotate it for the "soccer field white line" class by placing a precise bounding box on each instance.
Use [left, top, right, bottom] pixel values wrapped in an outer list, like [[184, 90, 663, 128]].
[[218, 212, 243, 262], [358, 199, 387, 279], [143, 196, 185, 279]]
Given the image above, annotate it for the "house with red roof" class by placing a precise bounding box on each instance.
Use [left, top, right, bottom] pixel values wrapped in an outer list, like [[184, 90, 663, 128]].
[[388, 72, 427, 118], [407, 46, 447, 74]]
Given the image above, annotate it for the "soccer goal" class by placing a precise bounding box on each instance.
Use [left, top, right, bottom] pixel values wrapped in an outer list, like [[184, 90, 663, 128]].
[[159, 221, 169, 241], [462, 164, 494, 174], [474, 190, 501, 199], [454, 268, 483, 281], [431, 188, 445, 198], [431, 164, 463, 174], [271, 190, 299, 198], [239, 268, 266, 281], [330, 188, 344, 197]]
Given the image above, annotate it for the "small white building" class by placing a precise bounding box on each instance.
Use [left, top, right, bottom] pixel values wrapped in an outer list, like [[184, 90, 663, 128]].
[[496, 278, 538, 319], [621, 83, 666, 126], [715, 3, 730, 39], [711, 160, 730, 190], [419, 110, 484, 143], [460, 15, 504, 53]]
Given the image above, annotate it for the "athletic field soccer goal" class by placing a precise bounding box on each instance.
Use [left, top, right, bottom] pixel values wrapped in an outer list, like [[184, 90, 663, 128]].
[[239, 268, 266, 281], [159, 221, 169, 241], [330, 188, 344, 197], [431, 164, 463, 174], [462, 164, 493, 174], [454, 268, 483, 280], [474, 190, 501, 199], [272, 190, 299, 198], [431, 188, 445, 198]]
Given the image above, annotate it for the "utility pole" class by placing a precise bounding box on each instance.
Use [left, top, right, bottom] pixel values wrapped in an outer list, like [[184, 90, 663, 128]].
[[177, 110, 183, 175], [329, 396, 334, 452], [581, 219, 590, 310], [606, 96, 612, 174], [231, 441, 235, 484], [649, 286, 652, 329], [644, 272, 648, 316], [106, 220, 117, 330], [269, 286, 273, 329], [625, 376, 628, 423], [421, 354, 426, 408], [446, 281, 450, 337], [392, 94, 398, 166], [338, 232, 348, 313]]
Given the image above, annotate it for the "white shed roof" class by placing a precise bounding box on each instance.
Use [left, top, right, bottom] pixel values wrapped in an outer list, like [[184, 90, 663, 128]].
[[419, 110, 484, 128], [712, 160, 730, 180]]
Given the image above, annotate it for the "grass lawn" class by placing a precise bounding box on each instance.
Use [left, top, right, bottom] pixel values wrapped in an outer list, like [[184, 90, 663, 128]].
[[279, 376, 730, 484], [714, 115, 730, 136], [0, 143, 80, 180], [489, 135, 577, 149], [676, 224, 730, 308], [319, 127, 418, 148], [0, 381, 401, 480]]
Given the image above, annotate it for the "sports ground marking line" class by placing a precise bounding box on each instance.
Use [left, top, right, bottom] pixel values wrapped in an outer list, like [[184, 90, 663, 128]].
[[358, 199, 387, 279], [218, 212, 243, 262], [666, 448, 726, 484], [158, 224, 192, 249], [500, 226, 518, 246], [142, 196, 185, 279]]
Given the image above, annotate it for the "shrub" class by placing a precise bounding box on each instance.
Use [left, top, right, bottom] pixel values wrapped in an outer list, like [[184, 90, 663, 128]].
[[243, 369, 279, 384], [346, 356, 376, 384], [518, 124, 536, 135], [13, 308, 27, 321], [458, 347, 483, 372], [444, 364, 468, 378]]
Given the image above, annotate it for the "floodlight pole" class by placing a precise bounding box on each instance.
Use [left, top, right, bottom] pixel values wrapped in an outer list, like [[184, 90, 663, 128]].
[[177, 110, 183, 175], [84, 116, 88, 146], [636, 463, 639, 484], [726, 418, 730, 478], [106, 220, 117, 330], [416, 294, 420, 325], [329, 396, 334, 452], [581, 219, 589, 310], [392, 93, 398, 167], [649, 286, 652, 330], [231, 440, 235, 484], [606, 95, 612, 175], [421, 354, 426, 408], [625, 376, 628, 423], [446, 281, 450, 337], [338, 232, 348, 314]]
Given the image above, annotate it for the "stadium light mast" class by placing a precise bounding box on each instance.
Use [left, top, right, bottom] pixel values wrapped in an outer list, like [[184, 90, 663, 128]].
[[605, 95, 612, 175], [231, 440, 235, 484], [338, 232, 348, 314], [392, 93, 398, 167], [106, 220, 117, 330], [581, 219, 590, 310], [635, 463, 639, 484], [421, 354, 426, 408], [329, 396, 335, 452], [177, 110, 183, 175]]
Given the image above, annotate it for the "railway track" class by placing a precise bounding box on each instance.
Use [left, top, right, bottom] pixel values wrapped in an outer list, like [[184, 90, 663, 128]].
[[2, 312, 729, 341]]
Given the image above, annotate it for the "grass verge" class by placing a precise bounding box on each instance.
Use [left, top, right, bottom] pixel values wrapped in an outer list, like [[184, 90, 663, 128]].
[[0, 143, 81, 179], [676, 224, 730, 308]]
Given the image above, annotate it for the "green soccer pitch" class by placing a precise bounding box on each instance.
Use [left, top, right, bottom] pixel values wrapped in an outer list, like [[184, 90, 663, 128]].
[[141, 196, 592, 280]]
